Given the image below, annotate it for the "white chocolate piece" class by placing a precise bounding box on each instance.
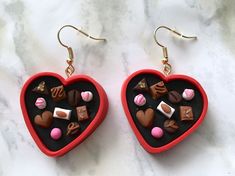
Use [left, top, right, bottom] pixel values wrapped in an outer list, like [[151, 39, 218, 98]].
[[53, 107, 71, 120], [157, 101, 175, 118]]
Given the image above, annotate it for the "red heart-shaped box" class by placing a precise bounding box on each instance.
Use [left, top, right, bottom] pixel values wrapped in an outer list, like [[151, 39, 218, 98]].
[[121, 69, 208, 153], [20, 72, 108, 157]]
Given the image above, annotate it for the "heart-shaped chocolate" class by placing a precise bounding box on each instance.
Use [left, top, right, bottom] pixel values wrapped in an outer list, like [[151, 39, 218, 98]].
[[121, 69, 208, 153], [136, 108, 154, 128], [34, 111, 53, 128], [20, 72, 108, 157]]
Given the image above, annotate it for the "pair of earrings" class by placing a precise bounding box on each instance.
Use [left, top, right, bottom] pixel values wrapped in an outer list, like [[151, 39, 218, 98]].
[[20, 25, 208, 157]]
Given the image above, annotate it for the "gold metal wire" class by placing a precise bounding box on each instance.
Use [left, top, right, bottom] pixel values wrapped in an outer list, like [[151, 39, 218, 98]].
[[57, 24, 106, 78], [153, 26, 197, 76]]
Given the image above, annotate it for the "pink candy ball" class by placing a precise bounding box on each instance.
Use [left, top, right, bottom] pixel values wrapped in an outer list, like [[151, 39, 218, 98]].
[[35, 97, 46, 109], [151, 127, 164, 139], [134, 94, 146, 106], [50, 128, 62, 140], [182, 89, 195, 101]]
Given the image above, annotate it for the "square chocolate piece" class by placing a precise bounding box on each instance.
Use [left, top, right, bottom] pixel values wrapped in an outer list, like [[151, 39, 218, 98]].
[[50, 85, 66, 102], [150, 81, 168, 100], [180, 106, 194, 121], [76, 105, 89, 121]]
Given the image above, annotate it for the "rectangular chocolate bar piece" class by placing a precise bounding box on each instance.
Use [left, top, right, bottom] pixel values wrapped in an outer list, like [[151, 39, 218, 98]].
[[180, 106, 194, 121], [53, 107, 71, 120], [150, 81, 168, 100], [76, 105, 89, 121]]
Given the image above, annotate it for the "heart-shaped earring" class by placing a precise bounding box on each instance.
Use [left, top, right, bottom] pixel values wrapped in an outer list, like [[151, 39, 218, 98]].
[[20, 25, 109, 157], [121, 26, 208, 153]]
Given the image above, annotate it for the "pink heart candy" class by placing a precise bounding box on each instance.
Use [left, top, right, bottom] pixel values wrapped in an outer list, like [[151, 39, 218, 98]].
[[182, 89, 195, 101], [81, 91, 93, 102]]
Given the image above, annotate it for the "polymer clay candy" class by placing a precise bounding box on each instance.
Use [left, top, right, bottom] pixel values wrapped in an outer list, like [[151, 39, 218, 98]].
[[66, 122, 80, 136], [182, 89, 195, 101], [168, 90, 182, 103], [35, 97, 46, 109], [164, 119, 179, 133], [50, 128, 62, 140], [68, 89, 81, 106], [50, 85, 66, 102], [76, 105, 89, 121], [157, 101, 175, 118], [81, 91, 93, 102], [133, 78, 149, 92], [149, 81, 168, 100], [136, 108, 154, 128], [134, 94, 146, 106], [34, 111, 53, 128], [53, 107, 71, 120], [151, 127, 164, 139], [32, 81, 49, 95], [179, 106, 194, 121]]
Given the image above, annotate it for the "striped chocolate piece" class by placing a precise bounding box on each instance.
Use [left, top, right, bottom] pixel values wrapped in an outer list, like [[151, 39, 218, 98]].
[[35, 97, 46, 109], [150, 81, 168, 100], [68, 89, 81, 106]]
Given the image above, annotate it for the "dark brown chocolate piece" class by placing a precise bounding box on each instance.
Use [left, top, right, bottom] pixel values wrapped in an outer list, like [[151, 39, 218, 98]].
[[34, 111, 53, 128], [32, 81, 49, 95], [150, 81, 168, 100], [164, 119, 179, 133], [51, 85, 66, 102], [168, 91, 182, 103], [68, 90, 81, 106], [76, 105, 89, 121], [136, 108, 154, 128], [66, 122, 80, 135], [180, 106, 194, 121], [133, 78, 149, 92]]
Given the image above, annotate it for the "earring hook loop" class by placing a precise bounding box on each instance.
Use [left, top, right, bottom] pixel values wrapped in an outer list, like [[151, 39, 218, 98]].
[[57, 24, 106, 77], [153, 25, 197, 75]]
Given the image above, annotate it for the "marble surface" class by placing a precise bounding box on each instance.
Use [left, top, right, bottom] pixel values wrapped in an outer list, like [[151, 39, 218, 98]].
[[0, 0, 235, 175]]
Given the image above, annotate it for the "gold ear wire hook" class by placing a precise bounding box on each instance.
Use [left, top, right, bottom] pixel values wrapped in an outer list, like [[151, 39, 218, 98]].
[[153, 26, 197, 75], [57, 24, 106, 77]]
